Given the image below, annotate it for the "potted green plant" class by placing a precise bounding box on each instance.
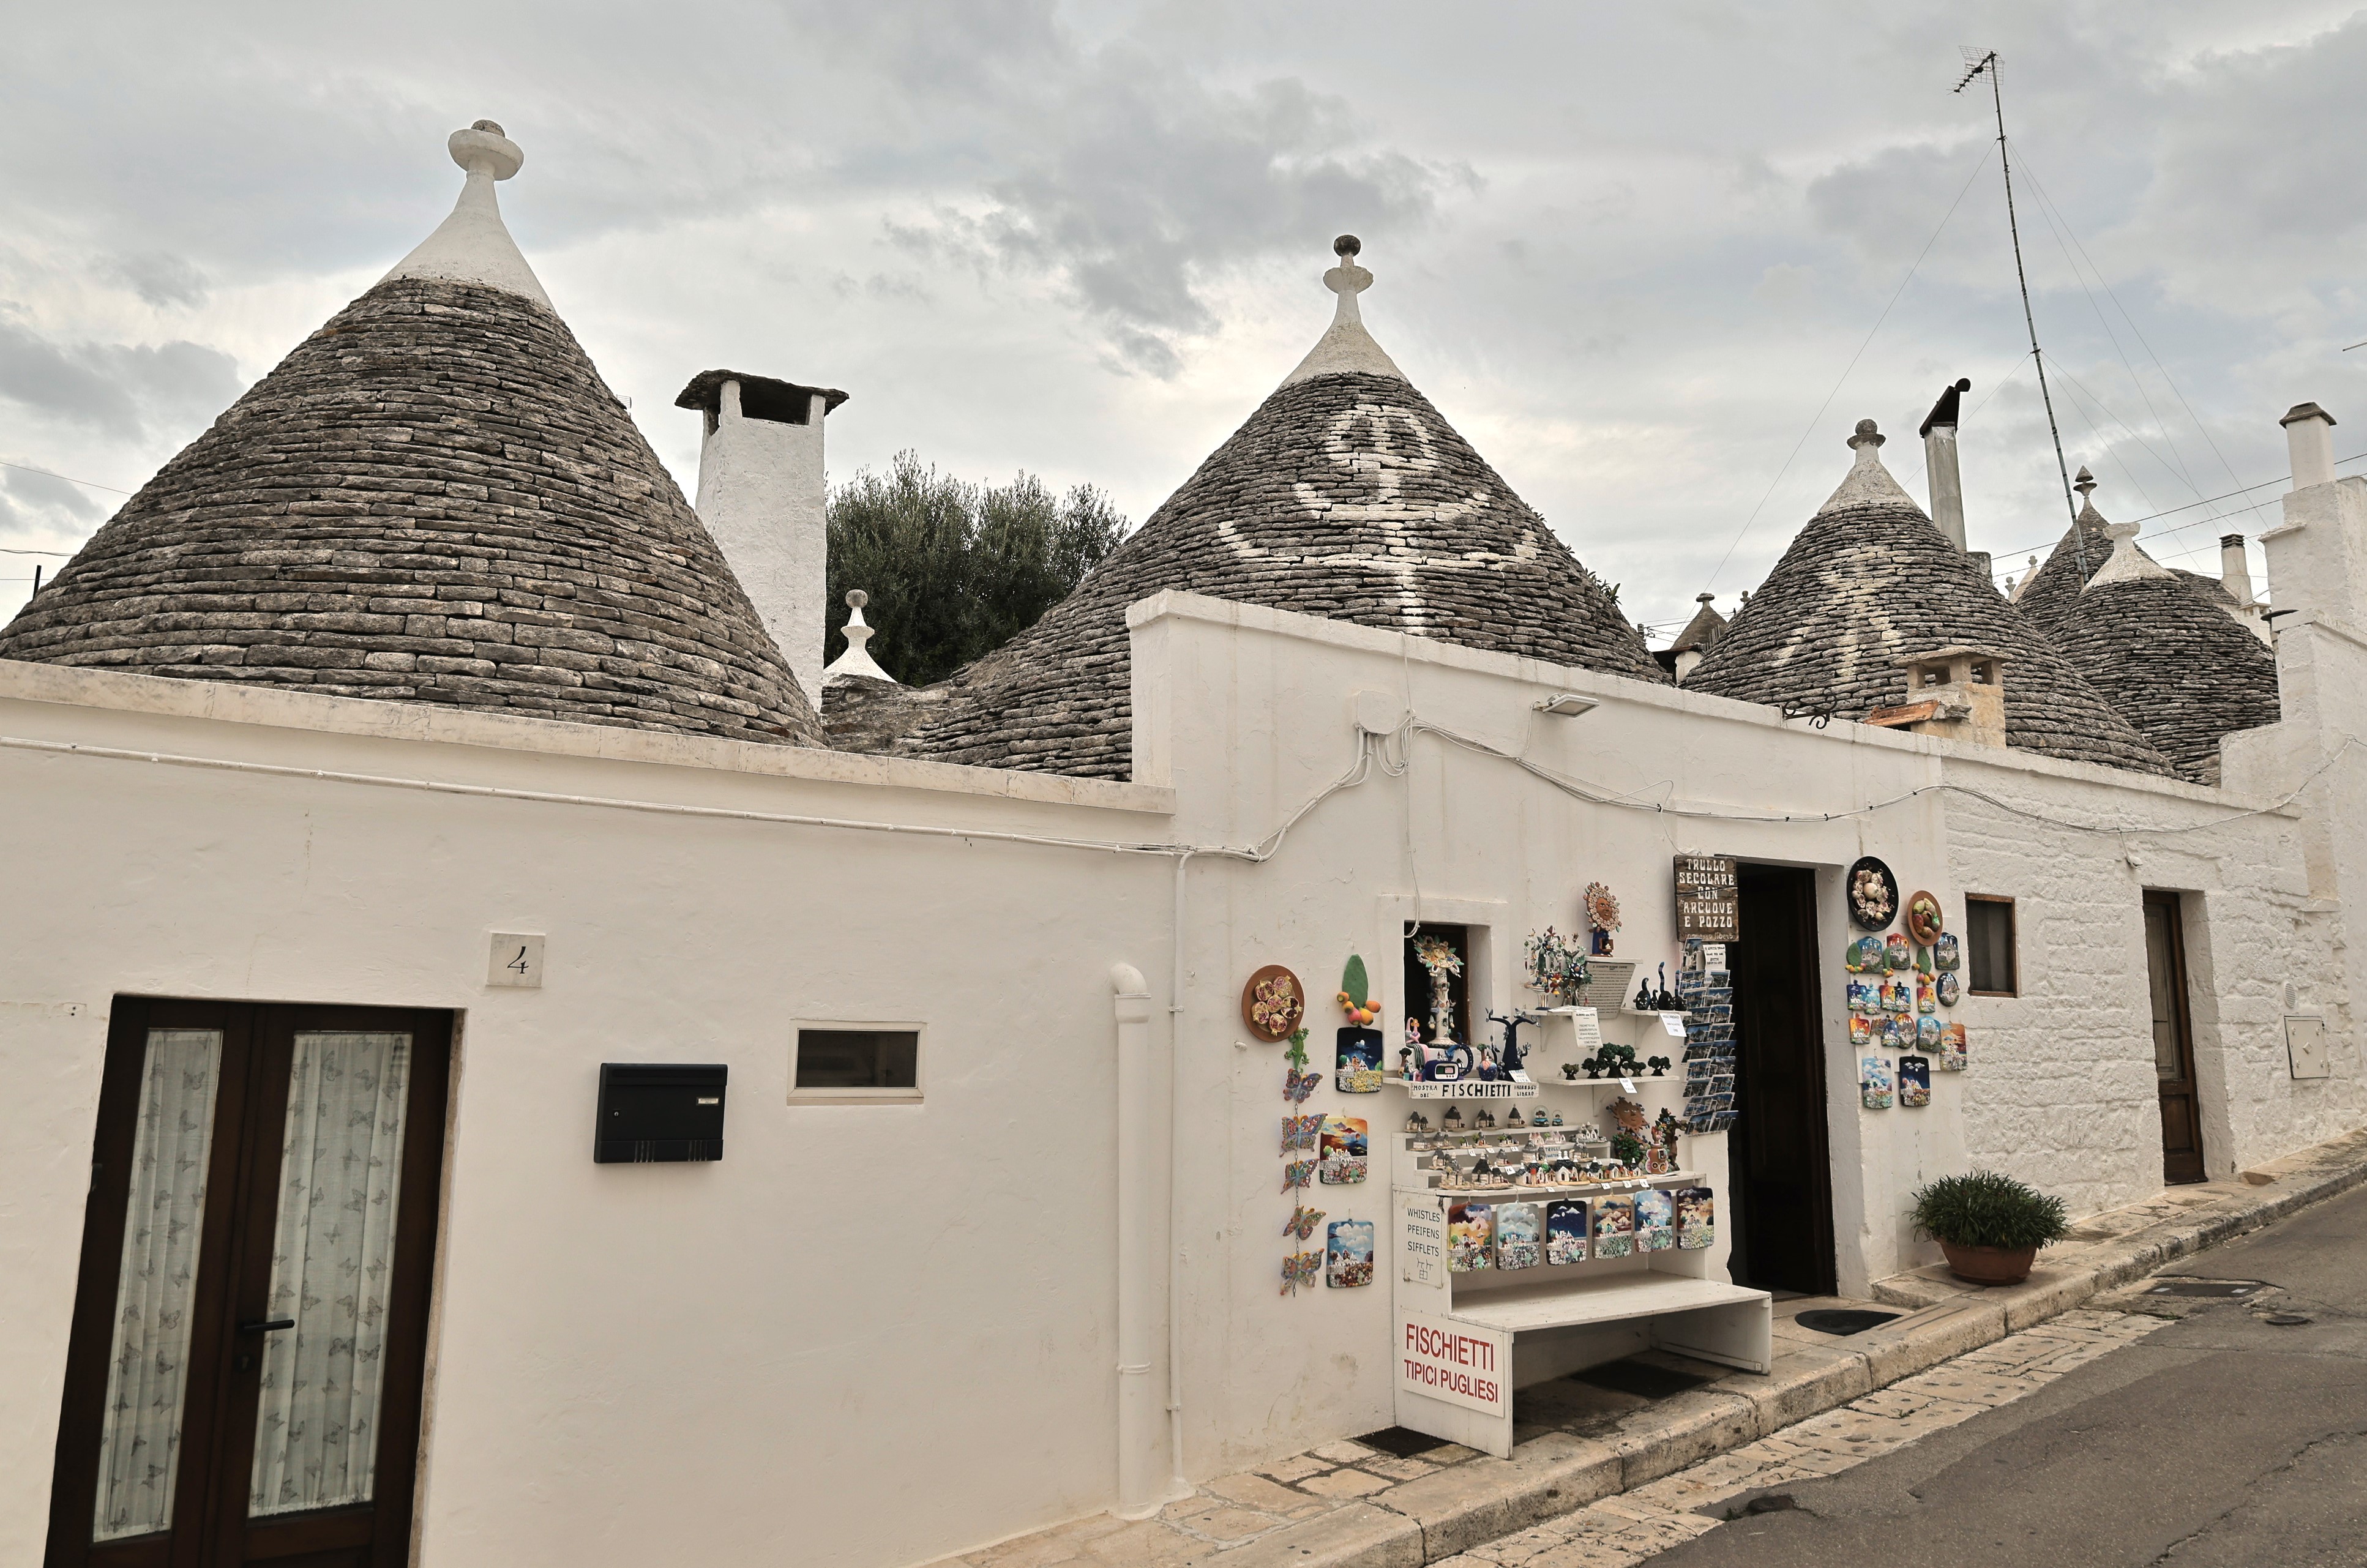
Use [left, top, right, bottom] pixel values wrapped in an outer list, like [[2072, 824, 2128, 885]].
[[1907, 1171, 2070, 1286]]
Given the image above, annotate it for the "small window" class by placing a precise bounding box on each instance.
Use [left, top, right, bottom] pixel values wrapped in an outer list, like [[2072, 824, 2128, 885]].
[[1965, 896, 2017, 996], [791, 1026, 922, 1102]]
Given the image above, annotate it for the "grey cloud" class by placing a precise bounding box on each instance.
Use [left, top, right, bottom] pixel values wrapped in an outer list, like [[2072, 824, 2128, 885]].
[[0, 465, 105, 521], [102, 251, 210, 308], [0, 321, 241, 439]]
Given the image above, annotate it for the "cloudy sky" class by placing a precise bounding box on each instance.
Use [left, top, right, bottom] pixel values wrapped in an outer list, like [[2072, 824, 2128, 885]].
[[6, 1, 2366, 638]]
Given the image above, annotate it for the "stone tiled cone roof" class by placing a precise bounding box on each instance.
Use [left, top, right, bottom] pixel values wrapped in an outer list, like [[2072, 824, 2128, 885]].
[[847, 368, 1665, 779], [1684, 431, 2172, 775], [0, 277, 822, 745], [2010, 499, 2112, 629], [2047, 556, 2280, 785]]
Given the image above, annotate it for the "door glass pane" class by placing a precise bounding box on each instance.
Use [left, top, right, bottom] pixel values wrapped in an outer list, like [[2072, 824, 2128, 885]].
[[249, 1031, 413, 1518], [93, 1028, 224, 1542], [2144, 903, 2184, 1080]]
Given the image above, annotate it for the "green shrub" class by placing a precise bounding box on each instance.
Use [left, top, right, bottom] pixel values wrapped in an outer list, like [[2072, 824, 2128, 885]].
[[1908, 1171, 2070, 1250]]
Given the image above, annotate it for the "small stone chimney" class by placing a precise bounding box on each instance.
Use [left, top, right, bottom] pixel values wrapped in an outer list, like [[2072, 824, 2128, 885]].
[[1919, 377, 1973, 550], [1864, 647, 2010, 749], [675, 369, 849, 701], [2283, 402, 2337, 488], [2260, 401, 2360, 635]]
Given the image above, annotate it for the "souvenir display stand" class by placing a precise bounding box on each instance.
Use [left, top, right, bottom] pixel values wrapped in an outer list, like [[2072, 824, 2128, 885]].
[[1388, 1017, 1769, 1458]]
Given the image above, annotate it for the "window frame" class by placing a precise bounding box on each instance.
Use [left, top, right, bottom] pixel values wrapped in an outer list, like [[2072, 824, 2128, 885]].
[[788, 1020, 927, 1105], [1964, 894, 2019, 997]]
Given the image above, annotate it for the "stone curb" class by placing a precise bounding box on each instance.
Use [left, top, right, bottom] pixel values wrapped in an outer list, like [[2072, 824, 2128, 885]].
[[1217, 1127, 2367, 1568]]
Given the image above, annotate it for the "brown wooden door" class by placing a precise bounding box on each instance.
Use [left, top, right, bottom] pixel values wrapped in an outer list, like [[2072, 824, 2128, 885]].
[[2141, 893, 2207, 1185], [47, 999, 452, 1568]]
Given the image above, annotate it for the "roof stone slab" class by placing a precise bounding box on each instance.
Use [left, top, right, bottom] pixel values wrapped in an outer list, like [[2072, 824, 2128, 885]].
[[2049, 569, 2281, 785], [0, 275, 823, 746], [1683, 423, 2172, 776]]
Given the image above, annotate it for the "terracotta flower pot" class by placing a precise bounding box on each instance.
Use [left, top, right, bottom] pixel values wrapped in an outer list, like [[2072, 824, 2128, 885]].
[[1939, 1241, 2037, 1286]]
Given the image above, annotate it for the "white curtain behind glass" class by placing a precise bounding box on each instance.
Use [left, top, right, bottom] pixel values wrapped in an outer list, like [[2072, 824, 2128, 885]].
[[248, 1031, 412, 1518], [93, 1028, 223, 1542]]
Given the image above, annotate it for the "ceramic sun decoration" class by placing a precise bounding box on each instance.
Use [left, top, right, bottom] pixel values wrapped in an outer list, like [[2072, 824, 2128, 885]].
[[1847, 856, 1899, 930], [1939, 1023, 1969, 1072], [1634, 1189, 1675, 1252], [1898, 1053, 1932, 1108], [1495, 1202, 1543, 1271], [1546, 1200, 1590, 1264], [1860, 1056, 1894, 1110], [1675, 1187, 1715, 1250], [1325, 1219, 1375, 1288], [1320, 1116, 1369, 1184], [1448, 1203, 1495, 1272], [1591, 1195, 1636, 1259], [1905, 889, 1945, 946], [1242, 965, 1306, 1042], [1584, 881, 1623, 956]]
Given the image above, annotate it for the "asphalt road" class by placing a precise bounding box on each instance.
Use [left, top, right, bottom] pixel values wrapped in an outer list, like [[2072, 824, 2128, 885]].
[[1651, 1180, 2367, 1567]]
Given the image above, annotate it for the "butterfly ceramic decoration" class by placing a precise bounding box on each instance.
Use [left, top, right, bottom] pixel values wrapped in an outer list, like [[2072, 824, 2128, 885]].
[[1282, 1204, 1326, 1241], [1281, 1250, 1323, 1296], [1282, 1114, 1323, 1153], [1282, 1160, 1317, 1191], [1284, 1068, 1322, 1103]]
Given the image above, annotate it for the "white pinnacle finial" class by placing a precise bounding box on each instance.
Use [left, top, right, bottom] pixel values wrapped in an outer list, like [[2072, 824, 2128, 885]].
[[1815, 418, 1924, 516], [380, 119, 552, 307], [821, 588, 899, 685], [1280, 233, 1406, 387]]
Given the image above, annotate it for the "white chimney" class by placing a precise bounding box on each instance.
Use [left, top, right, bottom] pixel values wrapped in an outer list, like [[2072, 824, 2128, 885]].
[[1920, 376, 1972, 550], [675, 369, 848, 701], [2283, 402, 2336, 489], [2219, 533, 2255, 607]]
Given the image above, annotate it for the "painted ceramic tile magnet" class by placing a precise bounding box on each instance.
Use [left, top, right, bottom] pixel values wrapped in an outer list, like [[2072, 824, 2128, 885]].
[[1933, 933, 1962, 972], [1899, 1053, 1932, 1108], [1881, 976, 1912, 1015], [1884, 933, 1912, 971], [1335, 1028, 1384, 1093], [1592, 1195, 1636, 1259], [1861, 1056, 1894, 1110], [1850, 1015, 1874, 1047], [1448, 1203, 1495, 1272], [1847, 979, 1879, 1015], [1634, 1189, 1674, 1252], [1320, 1116, 1369, 1184], [1676, 1187, 1716, 1250], [1936, 972, 1961, 1007], [1916, 975, 1937, 1014], [1495, 1202, 1542, 1271], [1917, 1014, 1943, 1048], [1546, 1200, 1590, 1264], [1325, 1219, 1375, 1288], [1939, 1023, 1968, 1072]]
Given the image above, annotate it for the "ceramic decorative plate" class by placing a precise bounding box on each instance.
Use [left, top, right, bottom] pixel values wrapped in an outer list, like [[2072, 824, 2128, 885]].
[[1905, 889, 1944, 945], [1937, 972, 1961, 1007], [1847, 857, 1899, 931], [1241, 965, 1306, 1040]]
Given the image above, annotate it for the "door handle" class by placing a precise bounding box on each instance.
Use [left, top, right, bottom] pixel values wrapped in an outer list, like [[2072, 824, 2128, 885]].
[[237, 1318, 296, 1334]]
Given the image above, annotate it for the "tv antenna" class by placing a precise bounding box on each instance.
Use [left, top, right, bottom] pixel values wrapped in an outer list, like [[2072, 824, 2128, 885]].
[[1956, 48, 2089, 576]]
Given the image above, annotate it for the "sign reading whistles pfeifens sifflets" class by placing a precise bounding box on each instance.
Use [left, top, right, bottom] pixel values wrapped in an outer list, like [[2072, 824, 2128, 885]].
[[1673, 854, 1740, 943]]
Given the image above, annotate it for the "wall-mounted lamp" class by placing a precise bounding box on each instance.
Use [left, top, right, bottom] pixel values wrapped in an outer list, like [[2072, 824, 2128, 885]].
[[1533, 693, 1599, 719]]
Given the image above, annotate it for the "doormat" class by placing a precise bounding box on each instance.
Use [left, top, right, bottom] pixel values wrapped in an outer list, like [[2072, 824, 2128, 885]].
[[1574, 1358, 1714, 1400], [1353, 1425, 1460, 1459], [2143, 1278, 2268, 1298], [1793, 1309, 1901, 1337]]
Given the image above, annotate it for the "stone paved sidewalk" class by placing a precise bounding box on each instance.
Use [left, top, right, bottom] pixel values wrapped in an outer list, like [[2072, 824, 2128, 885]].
[[934, 1124, 2367, 1568]]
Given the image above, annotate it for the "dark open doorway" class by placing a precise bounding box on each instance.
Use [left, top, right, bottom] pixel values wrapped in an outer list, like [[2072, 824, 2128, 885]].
[[2143, 891, 2208, 1184], [1729, 865, 1838, 1296]]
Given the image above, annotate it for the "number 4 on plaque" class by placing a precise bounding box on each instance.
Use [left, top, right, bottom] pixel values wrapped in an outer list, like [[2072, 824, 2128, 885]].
[[487, 932, 547, 988]]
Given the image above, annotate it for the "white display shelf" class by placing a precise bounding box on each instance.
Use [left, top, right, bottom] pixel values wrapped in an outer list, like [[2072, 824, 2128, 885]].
[[1443, 1272, 1768, 1335], [1394, 1172, 1705, 1203]]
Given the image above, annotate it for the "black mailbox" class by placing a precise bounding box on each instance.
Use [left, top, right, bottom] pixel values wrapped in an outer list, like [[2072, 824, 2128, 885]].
[[595, 1063, 728, 1163]]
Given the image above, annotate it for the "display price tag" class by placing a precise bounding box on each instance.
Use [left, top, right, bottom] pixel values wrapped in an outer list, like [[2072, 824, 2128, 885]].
[[1572, 1007, 1603, 1053], [1659, 1012, 1687, 1037], [1400, 1195, 1446, 1286]]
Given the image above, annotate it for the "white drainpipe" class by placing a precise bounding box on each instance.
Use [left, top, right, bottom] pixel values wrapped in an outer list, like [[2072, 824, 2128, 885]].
[[1111, 961, 1159, 1517]]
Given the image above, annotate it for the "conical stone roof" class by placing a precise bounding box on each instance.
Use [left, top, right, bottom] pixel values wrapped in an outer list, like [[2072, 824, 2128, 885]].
[[850, 238, 1664, 780], [2009, 468, 2115, 630], [1685, 421, 2172, 775], [0, 127, 821, 747], [2045, 526, 2279, 785]]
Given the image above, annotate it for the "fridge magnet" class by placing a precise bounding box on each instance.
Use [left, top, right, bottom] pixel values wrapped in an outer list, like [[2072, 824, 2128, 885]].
[[1905, 889, 1945, 945], [1883, 933, 1912, 971], [1282, 1159, 1317, 1192], [1282, 1114, 1323, 1153], [1634, 1189, 1675, 1252], [1933, 932, 1962, 972], [1282, 1204, 1326, 1241], [1850, 1015, 1874, 1047], [1881, 976, 1912, 1015], [1915, 944, 1935, 974], [1284, 1026, 1311, 1071], [1916, 975, 1937, 1014], [1861, 1056, 1894, 1110], [1939, 1023, 1968, 1072], [1496, 1203, 1543, 1271], [1845, 935, 1884, 973], [1916, 1014, 1943, 1048], [1592, 1196, 1636, 1259], [1336, 954, 1382, 1026], [1281, 1250, 1322, 1296], [1242, 965, 1306, 1041], [1936, 972, 1961, 1007], [1546, 1200, 1591, 1264], [1335, 1028, 1385, 1094], [1847, 856, 1899, 930], [1880, 1015, 1907, 1051], [1320, 1117, 1369, 1184], [1847, 979, 1880, 1015], [1325, 1219, 1376, 1288], [1284, 1067, 1320, 1103], [1899, 1054, 1932, 1108], [1677, 1187, 1716, 1250], [1448, 1203, 1495, 1272]]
